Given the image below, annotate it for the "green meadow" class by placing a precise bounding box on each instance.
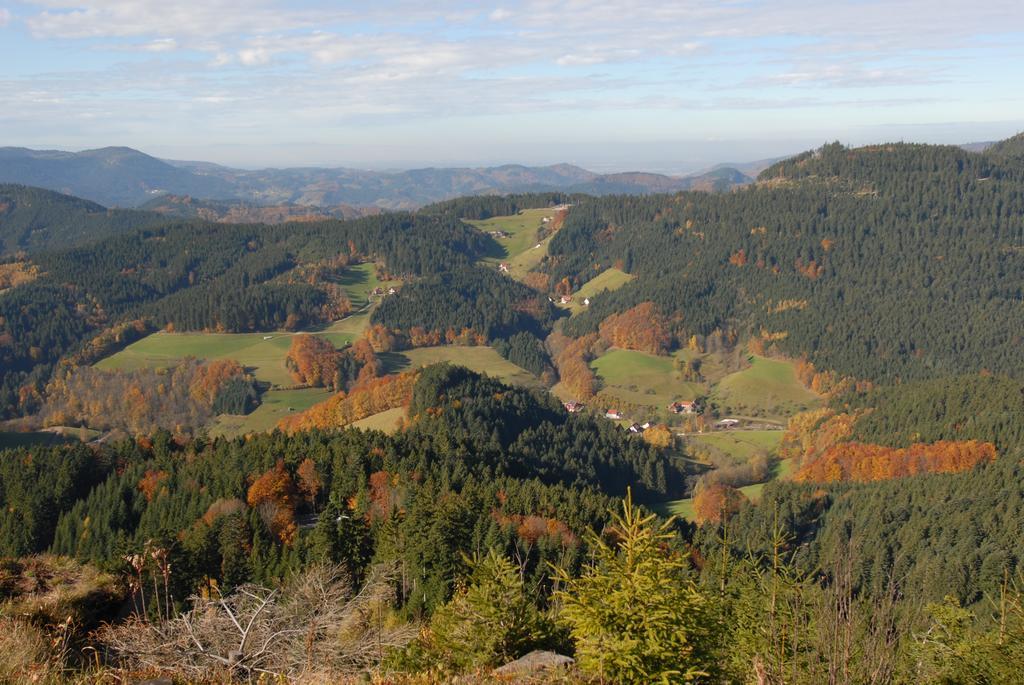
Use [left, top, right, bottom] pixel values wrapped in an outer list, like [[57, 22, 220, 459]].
[[688, 429, 784, 463], [209, 387, 334, 438], [96, 309, 373, 388], [469, 208, 559, 281], [334, 262, 401, 308], [469, 208, 556, 263], [654, 457, 796, 521], [590, 348, 703, 415], [561, 267, 634, 314], [711, 355, 820, 420], [382, 345, 542, 389]]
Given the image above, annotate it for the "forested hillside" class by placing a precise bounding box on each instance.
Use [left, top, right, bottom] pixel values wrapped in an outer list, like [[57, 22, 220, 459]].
[[140, 193, 378, 223], [0, 184, 167, 254], [2, 365, 689, 596], [549, 141, 1024, 382], [0, 211, 493, 418]]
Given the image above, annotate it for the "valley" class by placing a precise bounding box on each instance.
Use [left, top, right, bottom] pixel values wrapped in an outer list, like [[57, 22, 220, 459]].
[[4, 3, 1023, 680], [3, 136, 1024, 683], [70, 204, 815, 505]]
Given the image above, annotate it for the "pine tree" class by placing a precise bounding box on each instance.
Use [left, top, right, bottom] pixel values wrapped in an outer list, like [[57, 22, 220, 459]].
[[553, 491, 720, 684]]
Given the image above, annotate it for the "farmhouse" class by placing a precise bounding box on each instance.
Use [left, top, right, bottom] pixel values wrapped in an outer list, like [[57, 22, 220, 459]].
[[604, 409, 623, 420], [498, 263, 510, 273], [563, 401, 584, 413], [559, 295, 572, 305], [489, 230, 511, 239], [717, 418, 740, 428], [668, 400, 695, 414], [628, 423, 644, 433], [583, 297, 590, 307]]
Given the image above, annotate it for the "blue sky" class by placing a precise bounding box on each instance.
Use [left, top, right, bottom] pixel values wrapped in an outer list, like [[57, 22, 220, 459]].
[[1, 0, 1023, 172]]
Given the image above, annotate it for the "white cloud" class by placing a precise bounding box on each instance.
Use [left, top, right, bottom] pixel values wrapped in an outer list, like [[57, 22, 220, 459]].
[[238, 47, 271, 66], [556, 53, 605, 66], [4, 0, 1024, 160], [24, 0, 335, 39], [141, 37, 177, 52]]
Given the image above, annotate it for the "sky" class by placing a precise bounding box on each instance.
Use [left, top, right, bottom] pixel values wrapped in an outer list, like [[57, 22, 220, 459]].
[[1, 0, 1023, 172]]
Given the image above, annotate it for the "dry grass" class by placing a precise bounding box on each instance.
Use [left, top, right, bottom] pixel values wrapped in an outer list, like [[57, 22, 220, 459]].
[[0, 555, 121, 628], [0, 616, 67, 684]]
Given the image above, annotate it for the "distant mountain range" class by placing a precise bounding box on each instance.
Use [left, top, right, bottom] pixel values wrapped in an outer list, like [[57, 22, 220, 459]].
[[0, 146, 754, 209]]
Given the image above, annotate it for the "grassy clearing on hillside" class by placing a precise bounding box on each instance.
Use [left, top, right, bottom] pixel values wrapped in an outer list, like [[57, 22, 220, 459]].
[[95, 311, 373, 438], [382, 346, 542, 389], [469, 208, 558, 282], [688, 430, 784, 463], [350, 407, 407, 433], [334, 262, 400, 308], [209, 387, 333, 438], [97, 331, 298, 386], [315, 311, 372, 344], [470, 208, 555, 263], [506, 230, 556, 281], [590, 348, 703, 417], [654, 457, 795, 520], [654, 497, 695, 520], [561, 267, 634, 314], [711, 355, 820, 420], [96, 309, 372, 388]]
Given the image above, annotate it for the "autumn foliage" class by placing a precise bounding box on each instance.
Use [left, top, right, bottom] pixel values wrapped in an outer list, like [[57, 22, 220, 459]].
[[793, 358, 861, 396], [693, 483, 748, 525], [794, 440, 996, 483], [491, 511, 578, 547], [781, 408, 861, 465], [549, 331, 600, 400], [367, 470, 404, 521], [0, 261, 39, 290], [137, 470, 169, 502], [246, 460, 299, 545], [277, 371, 419, 433], [286, 335, 344, 389], [39, 359, 252, 436], [641, 424, 673, 448], [597, 302, 672, 354]]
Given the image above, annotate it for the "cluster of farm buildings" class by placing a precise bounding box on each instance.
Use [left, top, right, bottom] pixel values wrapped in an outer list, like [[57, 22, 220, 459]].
[[562, 399, 741, 433]]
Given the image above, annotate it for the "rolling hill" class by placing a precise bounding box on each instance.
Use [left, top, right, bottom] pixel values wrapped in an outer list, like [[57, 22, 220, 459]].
[[0, 147, 237, 207], [0, 184, 168, 254], [1, 145, 753, 210], [139, 194, 379, 223]]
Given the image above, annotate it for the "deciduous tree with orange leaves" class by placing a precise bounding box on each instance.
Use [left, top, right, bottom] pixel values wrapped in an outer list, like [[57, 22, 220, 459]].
[[549, 331, 600, 400], [693, 482, 748, 525], [794, 440, 996, 483], [246, 459, 299, 545], [277, 371, 419, 433], [598, 302, 672, 354]]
